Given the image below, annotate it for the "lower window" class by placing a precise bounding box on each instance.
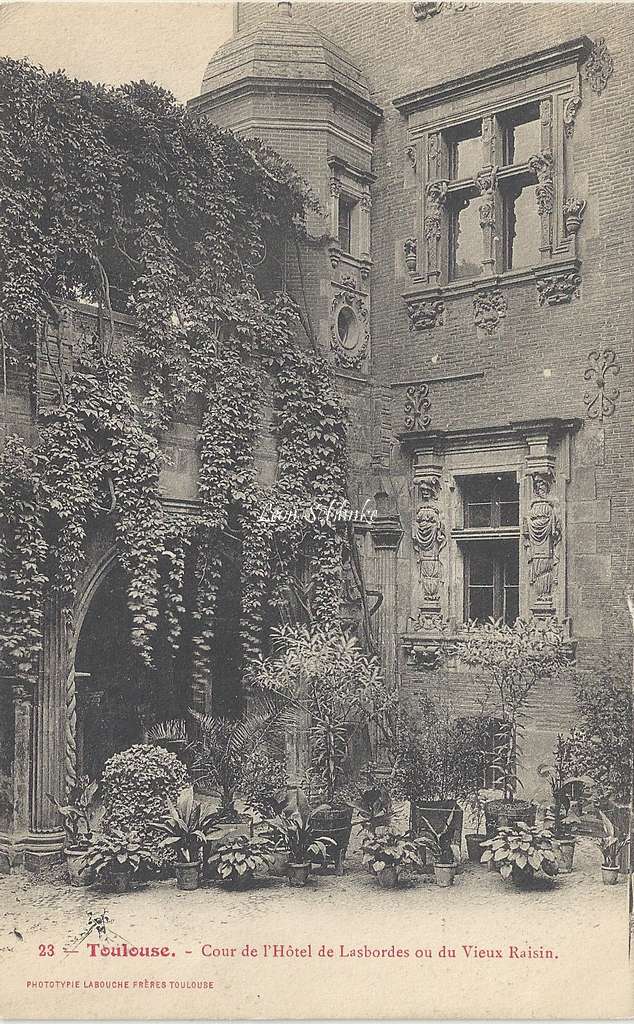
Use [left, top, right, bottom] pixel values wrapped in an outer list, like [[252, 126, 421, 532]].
[[463, 540, 519, 625]]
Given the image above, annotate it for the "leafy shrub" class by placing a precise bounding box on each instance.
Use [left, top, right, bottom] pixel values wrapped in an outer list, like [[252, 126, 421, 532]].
[[361, 828, 428, 874], [82, 831, 154, 886], [207, 834, 275, 884], [101, 744, 188, 859], [240, 750, 288, 820], [569, 659, 632, 804]]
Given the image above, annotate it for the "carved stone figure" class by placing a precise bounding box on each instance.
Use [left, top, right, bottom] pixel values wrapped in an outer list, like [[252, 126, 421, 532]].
[[473, 288, 507, 333], [523, 473, 562, 603], [406, 298, 444, 331], [403, 237, 417, 273], [412, 475, 446, 605], [528, 151, 555, 216]]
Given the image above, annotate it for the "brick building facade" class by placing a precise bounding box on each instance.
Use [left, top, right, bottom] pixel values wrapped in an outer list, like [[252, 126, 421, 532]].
[[0, 0, 631, 870], [193, 1, 633, 781]]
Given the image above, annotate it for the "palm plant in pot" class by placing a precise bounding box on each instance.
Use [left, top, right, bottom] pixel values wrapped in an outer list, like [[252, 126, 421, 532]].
[[415, 809, 461, 886], [267, 791, 336, 886], [47, 776, 98, 886], [252, 624, 394, 873], [536, 733, 589, 874], [153, 787, 220, 890], [361, 827, 429, 889], [597, 811, 629, 886], [457, 619, 569, 835]]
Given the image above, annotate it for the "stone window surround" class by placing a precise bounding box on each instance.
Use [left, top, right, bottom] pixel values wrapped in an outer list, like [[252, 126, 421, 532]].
[[401, 417, 581, 668], [394, 37, 592, 304], [328, 156, 374, 276]]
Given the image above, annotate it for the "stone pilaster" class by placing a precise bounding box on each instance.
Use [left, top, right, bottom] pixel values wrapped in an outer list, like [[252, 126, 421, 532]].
[[12, 681, 33, 836]]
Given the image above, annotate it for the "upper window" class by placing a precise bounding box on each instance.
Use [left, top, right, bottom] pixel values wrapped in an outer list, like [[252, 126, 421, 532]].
[[444, 101, 542, 281], [338, 197, 356, 255]]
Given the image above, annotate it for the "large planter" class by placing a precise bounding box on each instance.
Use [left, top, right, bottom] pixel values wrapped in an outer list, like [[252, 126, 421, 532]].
[[484, 799, 536, 836], [411, 800, 463, 867], [65, 846, 91, 887], [376, 865, 399, 889], [556, 838, 576, 874], [310, 805, 353, 875], [175, 860, 201, 891], [287, 862, 311, 887], [601, 865, 620, 886], [465, 834, 486, 864], [433, 863, 456, 887]]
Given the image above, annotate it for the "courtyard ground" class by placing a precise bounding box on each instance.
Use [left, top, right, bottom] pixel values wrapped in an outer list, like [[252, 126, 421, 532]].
[[1, 837, 631, 1019]]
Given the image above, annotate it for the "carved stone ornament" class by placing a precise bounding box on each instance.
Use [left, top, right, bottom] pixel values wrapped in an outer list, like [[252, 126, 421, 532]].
[[404, 640, 443, 670], [360, 194, 372, 210], [329, 178, 342, 197], [330, 285, 370, 369], [474, 165, 498, 229], [523, 471, 562, 606], [408, 610, 449, 634], [536, 270, 581, 306], [583, 348, 621, 421], [584, 38, 614, 95], [412, 0, 478, 17], [407, 297, 445, 331], [528, 151, 555, 215], [424, 180, 448, 243], [563, 95, 582, 138], [563, 196, 586, 235], [473, 287, 507, 333], [405, 145, 417, 171], [403, 237, 418, 273], [404, 383, 431, 431], [412, 474, 446, 607]]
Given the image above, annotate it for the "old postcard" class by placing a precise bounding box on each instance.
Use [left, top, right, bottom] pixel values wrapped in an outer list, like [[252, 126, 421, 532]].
[[0, 0, 632, 1018]]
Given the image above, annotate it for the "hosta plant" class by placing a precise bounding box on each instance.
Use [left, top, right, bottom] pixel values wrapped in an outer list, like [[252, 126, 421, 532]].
[[82, 831, 154, 885], [361, 828, 429, 876], [207, 834, 276, 885], [480, 823, 559, 883]]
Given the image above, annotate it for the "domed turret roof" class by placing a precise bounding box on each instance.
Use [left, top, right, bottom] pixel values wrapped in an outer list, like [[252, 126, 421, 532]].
[[199, 3, 376, 115]]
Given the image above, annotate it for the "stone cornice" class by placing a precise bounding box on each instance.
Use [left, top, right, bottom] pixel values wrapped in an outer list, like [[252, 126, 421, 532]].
[[190, 77, 383, 127], [393, 37, 592, 117], [402, 258, 581, 305], [398, 417, 583, 451]]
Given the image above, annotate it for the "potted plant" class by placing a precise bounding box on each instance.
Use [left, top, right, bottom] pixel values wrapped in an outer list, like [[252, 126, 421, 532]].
[[252, 624, 395, 873], [392, 703, 490, 857], [81, 831, 154, 892], [267, 797, 336, 886], [457, 619, 569, 835], [464, 791, 488, 864], [47, 776, 98, 886], [348, 776, 394, 866], [361, 827, 429, 888], [597, 810, 629, 885], [415, 809, 461, 886], [206, 832, 276, 888], [537, 733, 589, 873], [153, 787, 219, 890], [480, 823, 559, 886]]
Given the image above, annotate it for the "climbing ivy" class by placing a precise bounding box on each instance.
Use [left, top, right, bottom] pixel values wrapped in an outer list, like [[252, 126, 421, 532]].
[[0, 59, 350, 688]]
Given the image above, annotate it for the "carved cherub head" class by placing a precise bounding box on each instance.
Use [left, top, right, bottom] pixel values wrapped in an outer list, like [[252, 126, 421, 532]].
[[532, 471, 554, 497]]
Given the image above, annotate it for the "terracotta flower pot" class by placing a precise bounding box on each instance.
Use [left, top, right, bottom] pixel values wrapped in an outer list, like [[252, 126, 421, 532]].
[[65, 847, 91, 887], [601, 866, 619, 886], [175, 860, 201, 891], [287, 862, 311, 887], [556, 838, 576, 874], [376, 865, 399, 889], [434, 863, 456, 887]]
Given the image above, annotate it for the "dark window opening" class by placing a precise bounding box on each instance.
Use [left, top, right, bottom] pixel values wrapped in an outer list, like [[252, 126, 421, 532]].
[[449, 194, 481, 281], [447, 120, 482, 181], [462, 473, 519, 529], [338, 198, 354, 254], [500, 102, 540, 165], [502, 179, 541, 271], [464, 540, 519, 625]]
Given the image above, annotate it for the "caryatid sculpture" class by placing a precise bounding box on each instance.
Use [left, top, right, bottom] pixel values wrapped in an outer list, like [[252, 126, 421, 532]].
[[412, 475, 446, 606], [523, 471, 562, 604]]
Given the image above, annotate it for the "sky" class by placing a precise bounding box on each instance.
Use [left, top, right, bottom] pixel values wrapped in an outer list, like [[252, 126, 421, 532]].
[[0, 1, 235, 102]]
